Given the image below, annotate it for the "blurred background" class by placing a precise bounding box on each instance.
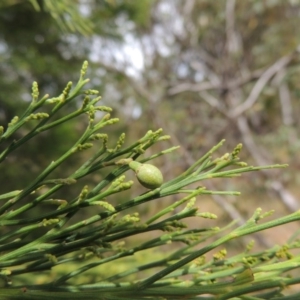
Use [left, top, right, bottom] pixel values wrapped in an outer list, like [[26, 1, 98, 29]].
[[1, 0, 300, 250]]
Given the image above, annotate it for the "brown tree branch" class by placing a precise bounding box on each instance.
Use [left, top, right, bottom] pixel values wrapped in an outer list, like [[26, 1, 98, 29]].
[[229, 54, 295, 118]]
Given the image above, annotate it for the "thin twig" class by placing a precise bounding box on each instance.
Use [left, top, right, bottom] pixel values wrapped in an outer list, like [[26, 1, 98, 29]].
[[230, 54, 295, 117]]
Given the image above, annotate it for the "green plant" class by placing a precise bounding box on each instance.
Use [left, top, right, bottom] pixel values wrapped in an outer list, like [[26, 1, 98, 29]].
[[0, 62, 300, 299]]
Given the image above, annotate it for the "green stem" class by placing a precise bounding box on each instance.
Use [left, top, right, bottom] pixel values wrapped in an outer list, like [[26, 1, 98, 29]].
[[137, 210, 300, 289]]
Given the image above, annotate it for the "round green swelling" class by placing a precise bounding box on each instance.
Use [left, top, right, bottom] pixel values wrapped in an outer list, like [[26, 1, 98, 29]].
[[129, 161, 163, 189]]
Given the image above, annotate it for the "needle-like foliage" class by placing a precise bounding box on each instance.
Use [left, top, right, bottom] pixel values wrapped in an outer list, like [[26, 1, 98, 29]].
[[0, 62, 300, 299]]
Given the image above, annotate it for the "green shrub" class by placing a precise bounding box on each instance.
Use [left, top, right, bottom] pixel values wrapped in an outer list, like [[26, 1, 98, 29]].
[[0, 62, 300, 299]]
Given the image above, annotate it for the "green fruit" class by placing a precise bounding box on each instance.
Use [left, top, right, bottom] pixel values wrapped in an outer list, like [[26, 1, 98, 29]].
[[129, 161, 163, 189]]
